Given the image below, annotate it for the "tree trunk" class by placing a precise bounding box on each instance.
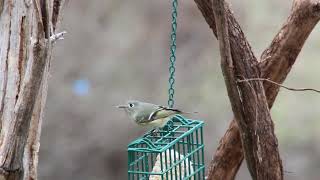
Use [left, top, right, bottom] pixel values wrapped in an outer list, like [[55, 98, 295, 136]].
[[0, 0, 64, 179], [193, 0, 320, 179], [211, 0, 283, 179]]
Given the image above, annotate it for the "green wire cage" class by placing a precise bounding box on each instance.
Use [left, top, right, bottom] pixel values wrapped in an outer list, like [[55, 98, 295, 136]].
[[127, 1, 205, 179], [127, 115, 205, 180]]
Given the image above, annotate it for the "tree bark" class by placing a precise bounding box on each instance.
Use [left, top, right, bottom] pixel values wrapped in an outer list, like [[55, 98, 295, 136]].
[[0, 0, 64, 179], [212, 0, 283, 179], [193, 0, 320, 179]]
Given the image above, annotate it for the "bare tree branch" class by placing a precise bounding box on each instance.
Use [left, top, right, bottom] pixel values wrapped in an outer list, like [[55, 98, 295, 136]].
[[212, 0, 283, 179], [194, 0, 320, 179], [260, 0, 320, 107]]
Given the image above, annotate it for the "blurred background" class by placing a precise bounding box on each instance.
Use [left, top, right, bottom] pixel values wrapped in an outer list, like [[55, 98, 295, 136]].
[[39, 0, 320, 179]]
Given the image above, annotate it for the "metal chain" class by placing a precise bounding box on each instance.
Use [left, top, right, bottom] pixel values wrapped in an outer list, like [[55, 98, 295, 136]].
[[168, 0, 178, 108]]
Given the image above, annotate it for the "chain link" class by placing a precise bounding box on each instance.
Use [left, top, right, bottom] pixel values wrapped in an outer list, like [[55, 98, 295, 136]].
[[168, 0, 178, 108]]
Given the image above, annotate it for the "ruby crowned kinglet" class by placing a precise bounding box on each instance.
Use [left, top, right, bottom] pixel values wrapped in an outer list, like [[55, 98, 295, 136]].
[[117, 100, 193, 129]]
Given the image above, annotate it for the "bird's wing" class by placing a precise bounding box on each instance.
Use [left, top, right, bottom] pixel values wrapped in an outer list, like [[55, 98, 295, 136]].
[[147, 107, 163, 122], [148, 106, 182, 121]]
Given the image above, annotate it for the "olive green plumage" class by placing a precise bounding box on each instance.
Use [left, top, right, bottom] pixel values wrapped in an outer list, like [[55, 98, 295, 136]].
[[117, 100, 189, 128]]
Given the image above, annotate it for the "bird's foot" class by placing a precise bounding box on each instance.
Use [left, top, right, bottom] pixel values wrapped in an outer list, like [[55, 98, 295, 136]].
[[150, 128, 159, 136]]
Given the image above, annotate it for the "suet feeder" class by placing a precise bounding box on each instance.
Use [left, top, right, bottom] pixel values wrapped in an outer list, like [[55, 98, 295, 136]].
[[127, 0, 205, 179], [127, 115, 205, 179]]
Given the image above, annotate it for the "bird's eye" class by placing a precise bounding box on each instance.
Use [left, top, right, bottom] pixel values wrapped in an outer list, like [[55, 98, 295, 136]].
[[129, 103, 134, 108]]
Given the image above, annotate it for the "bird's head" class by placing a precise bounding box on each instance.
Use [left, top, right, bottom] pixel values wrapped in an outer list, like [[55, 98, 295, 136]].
[[116, 100, 141, 118]]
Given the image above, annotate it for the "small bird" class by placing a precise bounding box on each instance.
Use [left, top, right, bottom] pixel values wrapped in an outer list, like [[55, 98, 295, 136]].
[[117, 100, 192, 129]]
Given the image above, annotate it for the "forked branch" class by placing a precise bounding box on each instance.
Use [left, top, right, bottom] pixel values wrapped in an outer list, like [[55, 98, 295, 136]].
[[193, 0, 320, 179]]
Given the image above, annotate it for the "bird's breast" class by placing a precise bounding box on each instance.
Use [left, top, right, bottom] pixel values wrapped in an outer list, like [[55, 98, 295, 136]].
[[139, 118, 170, 128]]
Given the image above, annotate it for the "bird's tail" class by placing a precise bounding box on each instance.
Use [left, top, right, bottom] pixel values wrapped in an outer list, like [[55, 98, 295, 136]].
[[180, 111, 198, 114]]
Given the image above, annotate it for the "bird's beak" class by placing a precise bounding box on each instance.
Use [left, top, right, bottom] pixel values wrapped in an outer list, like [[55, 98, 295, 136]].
[[116, 105, 127, 109]]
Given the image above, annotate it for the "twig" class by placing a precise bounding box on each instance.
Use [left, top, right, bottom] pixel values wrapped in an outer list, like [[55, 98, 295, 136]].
[[237, 78, 320, 94]]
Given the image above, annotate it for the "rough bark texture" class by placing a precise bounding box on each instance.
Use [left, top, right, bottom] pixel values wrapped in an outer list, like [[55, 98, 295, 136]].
[[260, 0, 320, 108], [193, 0, 320, 179], [0, 0, 64, 179], [212, 0, 283, 179]]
